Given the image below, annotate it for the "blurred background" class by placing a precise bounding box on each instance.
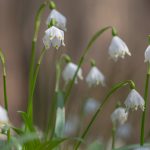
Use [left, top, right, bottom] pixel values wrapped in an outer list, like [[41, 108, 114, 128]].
[[0, 0, 150, 148]]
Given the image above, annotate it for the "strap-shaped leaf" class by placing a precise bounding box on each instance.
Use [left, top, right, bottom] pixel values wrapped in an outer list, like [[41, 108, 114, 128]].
[[54, 91, 65, 138]]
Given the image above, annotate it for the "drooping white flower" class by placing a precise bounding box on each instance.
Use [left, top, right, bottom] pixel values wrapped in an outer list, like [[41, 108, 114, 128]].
[[83, 98, 100, 115], [62, 62, 83, 84], [43, 26, 65, 49], [46, 9, 67, 31], [111, 107, 128, 125], [0, 105, 9, 123], [108, 36, 131, 61], [144, 45, 150, 63], [86, 66, 105, 87], [124, 89, 145, 111]]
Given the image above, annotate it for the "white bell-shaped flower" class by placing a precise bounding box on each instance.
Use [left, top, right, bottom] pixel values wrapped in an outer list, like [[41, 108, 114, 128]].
[[83, 98, 100, 115], [108, 36, 131, 61], [46, 9, 67, 31], [111, 107, 128, 125], [144, 45, 150, 63], [124, 89, 145, 111], [43, 26, 65, 50], [62, 62, 83, 84], [0, 105, 9, 123], [86, 66, 105, 87]]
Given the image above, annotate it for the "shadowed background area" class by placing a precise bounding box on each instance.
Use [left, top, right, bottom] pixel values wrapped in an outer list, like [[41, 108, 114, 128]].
[[0, 0, 150, 147]]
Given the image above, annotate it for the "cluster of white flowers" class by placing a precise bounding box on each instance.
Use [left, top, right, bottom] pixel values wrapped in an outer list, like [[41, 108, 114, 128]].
[[111, 89, 145, 126], [62, 61, 106, 87], [43, 8, 66, 50]]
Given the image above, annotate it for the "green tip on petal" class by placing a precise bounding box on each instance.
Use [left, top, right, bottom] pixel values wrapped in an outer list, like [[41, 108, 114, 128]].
[[90, 59, 96, 67], [112, 27, 118, 37], [64, 55, 71, 63], [115, 101, 122, 108], [49, 1, 56, 10]]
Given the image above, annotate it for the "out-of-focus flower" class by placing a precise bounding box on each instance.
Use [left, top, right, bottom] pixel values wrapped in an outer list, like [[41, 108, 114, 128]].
[[111, 107, 128, 125], [144, 45, 150, 63], [108, 36, 131, 61], [83, 98, 100, 115], [124, 89, 145, 111], [62, 62, 83, 84], [116, 123, 132, 139], [43, 26, 65, 49], [46, 9, 67, 31], [64, 116, 79, 136], [0, 106, 9, 124], [86, 66, 105, 87]]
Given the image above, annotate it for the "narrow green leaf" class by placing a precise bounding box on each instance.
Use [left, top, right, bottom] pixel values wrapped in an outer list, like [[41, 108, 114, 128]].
[[54, 91, 65, 138]]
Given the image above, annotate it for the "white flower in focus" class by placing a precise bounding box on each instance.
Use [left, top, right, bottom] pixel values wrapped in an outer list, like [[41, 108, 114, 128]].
[[134, 147, 150, 150], [124, 89, 145, 111], [46, 9, 67, 31], [62, 62, 83, 84], [108, 36, 131, 61], [83, 98, 100, 115], [144, 45, 150, 63], [111, 107, 128, 125], [86, 66, 105, 87], [43, 26, 65, 49]]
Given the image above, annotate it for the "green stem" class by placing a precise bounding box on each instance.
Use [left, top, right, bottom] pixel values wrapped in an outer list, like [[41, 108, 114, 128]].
[[73, 80, 135, 150], [64, 26, 113, 104], [0, 50, 8, 111], [7, 128, 10, 143], [112, 124, 116, 150], [27, 47, 47, 124], [140, 63, 150, 145], [28, 0, 48, 103], [46, 57, 62, 139]]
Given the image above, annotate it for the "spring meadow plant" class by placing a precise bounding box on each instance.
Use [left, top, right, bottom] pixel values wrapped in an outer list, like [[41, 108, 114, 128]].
[[0, 0, 150, 150]]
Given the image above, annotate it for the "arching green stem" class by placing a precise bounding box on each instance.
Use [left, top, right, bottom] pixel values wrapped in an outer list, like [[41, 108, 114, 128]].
[[64, 26, 113, 104], [29, 0, 48, 101], [140, 62, 150, 145], [73, 80, 135, 150], [27, 47, 47, 125], [112, 123, 116, 149], [0, 50, 8, 111]]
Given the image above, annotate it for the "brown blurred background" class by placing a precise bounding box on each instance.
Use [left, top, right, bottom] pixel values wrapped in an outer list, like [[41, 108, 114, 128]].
[[0, 0, 150, 146]]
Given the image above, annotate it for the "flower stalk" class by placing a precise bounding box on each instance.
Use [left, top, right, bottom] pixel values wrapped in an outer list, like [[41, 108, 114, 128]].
[[27, 47, 47, 125], [73, 80, 135, 150], [140, 62, 150, 146], [64, 26, 113, 104], [28, 0, 48, 104], [112, 124, 116, 150]]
